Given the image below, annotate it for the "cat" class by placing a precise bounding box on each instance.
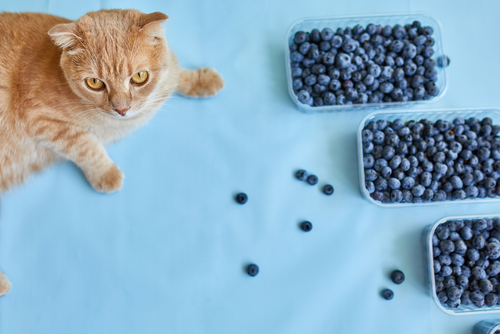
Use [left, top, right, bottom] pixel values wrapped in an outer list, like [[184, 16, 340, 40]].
[[0, 9, 224, 296]]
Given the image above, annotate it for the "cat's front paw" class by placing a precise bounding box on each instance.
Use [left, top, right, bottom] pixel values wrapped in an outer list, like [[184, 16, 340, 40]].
[[179, 68, 224, 98], [88, 163, 124, 193], [0, 272, 11, 296]]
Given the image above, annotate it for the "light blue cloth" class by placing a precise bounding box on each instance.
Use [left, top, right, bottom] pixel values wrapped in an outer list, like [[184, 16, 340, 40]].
[[1, 0, 500, 333]]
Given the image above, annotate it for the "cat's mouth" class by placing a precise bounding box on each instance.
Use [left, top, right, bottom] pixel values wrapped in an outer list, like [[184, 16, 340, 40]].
[[97, 107, 143, 120]]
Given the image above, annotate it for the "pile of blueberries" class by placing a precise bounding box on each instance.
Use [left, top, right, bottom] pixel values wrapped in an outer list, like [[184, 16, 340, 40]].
[[361, 117, 500, 203], [432, 218, 500, 309], [289, 21, 441, 107]]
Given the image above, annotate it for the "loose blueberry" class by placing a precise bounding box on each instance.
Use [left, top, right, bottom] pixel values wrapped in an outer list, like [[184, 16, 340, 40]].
[[381, 289, 394, 300], [295, 169, 307, 181], [391, 270, 405, 284], [323, 184, 334, 195], [300, 221, 313, 232], [306, 175, 318, 185], [235, 193, 248, 204], [247, 264, 259, 277]]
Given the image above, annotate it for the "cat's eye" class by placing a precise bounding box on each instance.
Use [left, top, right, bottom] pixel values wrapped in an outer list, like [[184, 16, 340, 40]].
[[131, 71, 148, 85], [86, 78, 105, 90]]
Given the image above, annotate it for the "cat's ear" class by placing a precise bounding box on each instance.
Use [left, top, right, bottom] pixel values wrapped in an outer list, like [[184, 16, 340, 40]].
[[48, 23, 79, 48], [137, 12, 168, 41], [138, 12, 169, 30]]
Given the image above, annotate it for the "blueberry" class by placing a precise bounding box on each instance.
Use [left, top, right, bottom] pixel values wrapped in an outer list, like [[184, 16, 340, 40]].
[[345, 88, 358, 101], [330, 35, 343, 48], [484, 177, 497, 189], [402, 176, 415, 189], [441, 265, 452, 277], [297, 90, 310, 104], [447, 286, 462, 301], [411, 184, 425, 197], [323, 184, 334, 195], [422, 26, 434, 36], [379, 82, 394, 94], [381, 289, 394, 300], [322, 92, 336, 105], [480, 279, 494, 294], [293, 31, 308, 44], [426, 82, 439, 96], [319, 41, 331, 52], [455, 239, 467, 255], [449, 175, 463, 190], [374, 177, 388, 191], [298, 41, 311, 55], [304, 74, 317, 86], [390, 190, 403, 202], [472, 219, 488, 231], [485, 242, 500, 259], [410, 75, 424, 88], [404, 62, 417, 76], [391, 270, 405, 284], [424, 58, 436, 69], [295, 169, 308, 181], [434, 260, 441, 274], [433, 190, 446, 201], [440, 240, 455, 254], [310, 29, 321, 43], [368, 64, 381, 78], [451, 254, 465, 266], [437, 291, 448, 304], [320, 28, 334, 41], [300, 221, 313, 232], [472, 266, 488, 280], [487, 261, 500, 276], [460, 227, 473, 240], [247, 264, 259, 277], [388, 178, 401, 190], [472, 234, 486, 249], [291, 67, 303, 78], [235, 193, 248, 204], [306, 175, 318, 185], [328, 79, 341, 91], [290, 51, 305, 63], [392, 68, 405, 82], [470, 290, 485, 303], [335, 53, 351, 69], [399, 158, 410, 172], [485, 293, 499, 306], [457, 275, 468, 287], [363, 154, 375, 168], [402, 43, 417, 59], [292, 78, 303, 91], [313, 84, 326, 95]]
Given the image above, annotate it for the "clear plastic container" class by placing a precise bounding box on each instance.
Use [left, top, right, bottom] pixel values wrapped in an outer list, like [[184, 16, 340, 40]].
[[357, 108, 500, 207], [284, 13, 448, 113], [474, 320, 500, 334], [424, 214, 500, 315]]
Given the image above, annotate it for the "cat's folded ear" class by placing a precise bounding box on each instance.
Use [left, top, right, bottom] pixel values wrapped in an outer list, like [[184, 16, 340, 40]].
[[138, 12, 169, 30], [137, 12, 169, 41], [48, 23, 79, 49]]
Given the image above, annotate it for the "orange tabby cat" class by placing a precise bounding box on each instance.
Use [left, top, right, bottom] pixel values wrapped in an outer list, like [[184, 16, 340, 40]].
[[0, 9, 224, 295]]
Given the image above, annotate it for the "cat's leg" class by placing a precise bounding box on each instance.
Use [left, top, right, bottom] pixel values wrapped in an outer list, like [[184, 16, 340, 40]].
[[0, 270, 11, 296], [176, 68, 224, 98], [29, 119, 123, 193]]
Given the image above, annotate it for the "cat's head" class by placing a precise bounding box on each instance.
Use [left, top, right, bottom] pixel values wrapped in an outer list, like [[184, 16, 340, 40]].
[[48, 9, 170, 119]]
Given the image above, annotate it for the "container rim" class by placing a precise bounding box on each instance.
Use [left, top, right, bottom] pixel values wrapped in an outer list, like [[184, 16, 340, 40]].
[[284, 12, 448, 113], [357, 107, 500, 207], [426, 214, 500, 316]]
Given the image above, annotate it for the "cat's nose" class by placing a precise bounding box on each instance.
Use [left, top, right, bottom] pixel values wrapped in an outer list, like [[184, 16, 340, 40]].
[[114, 106, 130, 116]]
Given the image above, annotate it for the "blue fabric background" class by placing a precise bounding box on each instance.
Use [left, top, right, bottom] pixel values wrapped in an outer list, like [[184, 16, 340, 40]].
[[1, 0, 500, 333]]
